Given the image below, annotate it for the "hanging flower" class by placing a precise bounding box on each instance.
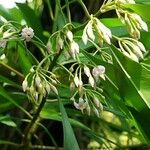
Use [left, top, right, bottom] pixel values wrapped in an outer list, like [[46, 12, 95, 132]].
[[21, 27, 34, 42], [92, 65, 105, 79], [82, 15, 112, 46], [74, 98, 87, 113]]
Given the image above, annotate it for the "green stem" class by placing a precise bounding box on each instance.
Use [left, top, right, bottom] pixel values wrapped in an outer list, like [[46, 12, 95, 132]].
[[22, 48, 63, 148], [0, 61, 24, 79], [65, 0, 71, 23], [46, 0, 54, 20], [77, 0, 90, 19]]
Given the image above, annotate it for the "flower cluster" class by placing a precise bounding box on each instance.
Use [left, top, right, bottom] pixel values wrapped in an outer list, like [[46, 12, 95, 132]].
[[118, 37, 146, 62], [100, 0, 148, 39], [66, 30, 79, 59], [72, 94, 104, 117], [82, 15, 112, 46], [22, 66, 58, 104], [69, 64, 105, 116], [21, 27, 34, 42]]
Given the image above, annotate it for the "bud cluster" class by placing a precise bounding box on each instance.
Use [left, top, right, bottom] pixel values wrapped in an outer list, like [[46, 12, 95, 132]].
[[69, 64, 105, 116], [118, 37, 146, 62], [82, 15, 112, 46], [72, 93, 104, 117], [100, 0, 148, 39], [22, 66, 58, 104]]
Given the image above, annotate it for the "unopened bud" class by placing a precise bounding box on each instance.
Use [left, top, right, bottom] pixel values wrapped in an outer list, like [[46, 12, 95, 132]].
[[67, 30, 73, 42], [22, 80, 28, 92], [50, 84, 58, 95]]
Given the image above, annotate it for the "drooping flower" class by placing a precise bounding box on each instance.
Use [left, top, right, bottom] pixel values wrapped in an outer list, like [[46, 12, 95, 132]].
[[118, 37, 146, 61], [92, 65, 105, 79], [0, 39, 7, 48], [22, 79, 28, 92], [21, 27, 34, 42], [69, 41, 79, 59], [74, 98, 87, 112], [66, 30, 73, 42], [82, 15, 112, 46]]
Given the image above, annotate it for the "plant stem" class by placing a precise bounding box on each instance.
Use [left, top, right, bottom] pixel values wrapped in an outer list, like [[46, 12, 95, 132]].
[[22, 48, 63, 149], [22, 96, 46, 149], [77, 0, 90, 19], [0, 61, 24, 79], [65, 0, 71, 23]]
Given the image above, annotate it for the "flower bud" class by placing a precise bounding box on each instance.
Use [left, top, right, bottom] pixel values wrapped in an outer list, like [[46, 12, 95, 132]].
[[35, 75, 41, 86], [58, 37, 64, 49], [84, 66, 91, 77], [50, 84, 58, 95], [22, 80, 28, 92], [93, 97, 100, 108], [93, 107, 100, 117], [89, 75, 95, 88], [45, 83, 51, 94], [86, 22, 95, 41], [0, 39, 7, 48], [0, 54, 6, 60], [86, 105, 91, 116], [74, 75, 79, 87], [66, 30, 73, 42]]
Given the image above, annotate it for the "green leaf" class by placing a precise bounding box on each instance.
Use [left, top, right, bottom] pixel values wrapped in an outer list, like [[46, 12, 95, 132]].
[[17, 43, 32, 75], [0, 115, 16, 127], [57, 97, 80, 150], [0, 86, 29, 116]]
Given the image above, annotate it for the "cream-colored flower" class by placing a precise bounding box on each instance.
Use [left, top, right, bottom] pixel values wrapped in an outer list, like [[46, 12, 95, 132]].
[[74, 98, 87, 112], [70, 41, 79, 59], [92, 65, 105, 78], [21, 27, 34, 42], [22, 79, 28, 92], [84, 66, 91, 77], [66, 30, 73, 42], [0, 39, 7, 48]]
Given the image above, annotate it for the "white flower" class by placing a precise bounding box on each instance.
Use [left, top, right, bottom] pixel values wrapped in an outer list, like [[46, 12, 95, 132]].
[[70, 41, 79, 59], [35, 75, 41, 86], [21, 27, 34, 42], [58, 37, 64, 49], [0, 54, 6, 60], [74, 75, 79, 87], [93, 97, 100, 108], [22, 80, 28, 92], [84, 66, 91, 77], [45, 83, 50, 94], [74, 98, 87, 112], [95, 18, 112, 44], [89, 75, 95, 87], [82, 27, 88, 45], [0, 39, 7, 48], [92, 65, 105, 78], [131, 13, 148, 32], [66, 30, 73, 42], [86, 22, 95, 41]]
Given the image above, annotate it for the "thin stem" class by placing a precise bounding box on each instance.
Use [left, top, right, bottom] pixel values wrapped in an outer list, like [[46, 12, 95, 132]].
[[0, 61, 24, 79], [46, 0, 54, 20], [77, 0, 90, 19], [65, 0, 71, 23], [22, 96, 46, 147]]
